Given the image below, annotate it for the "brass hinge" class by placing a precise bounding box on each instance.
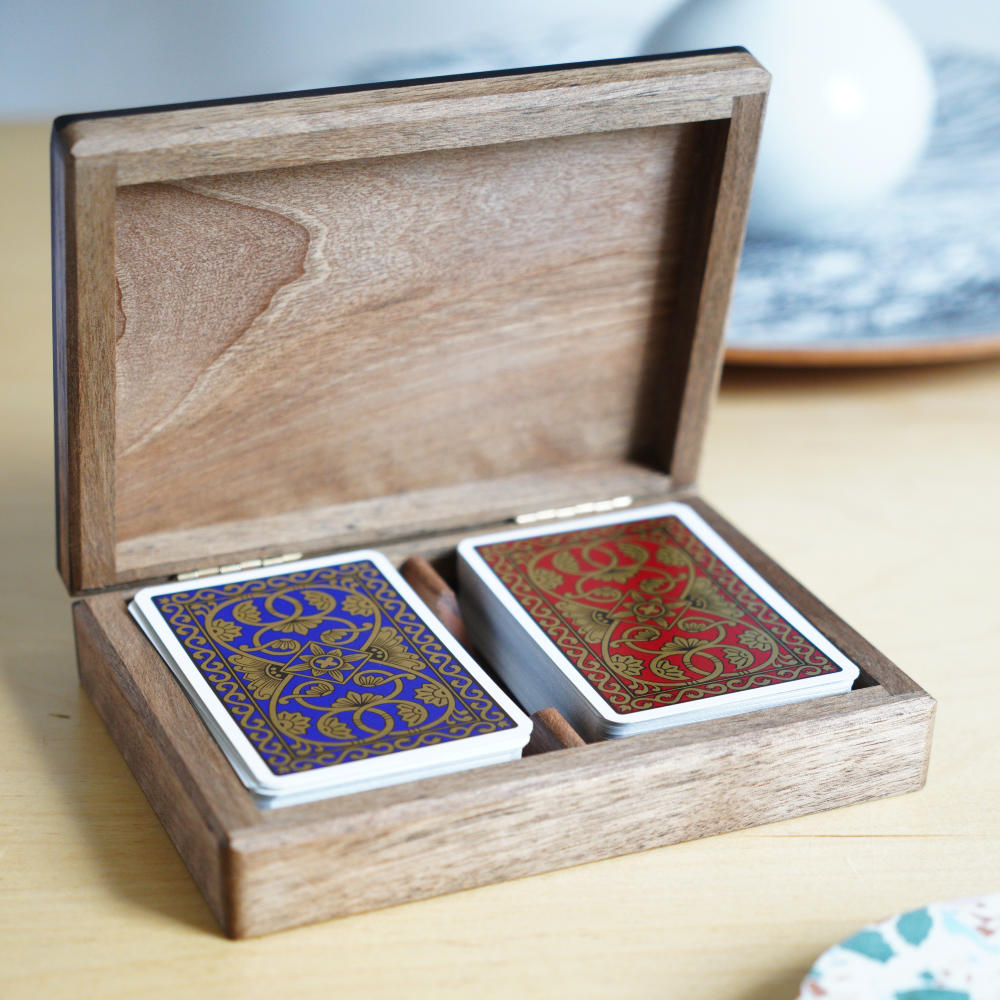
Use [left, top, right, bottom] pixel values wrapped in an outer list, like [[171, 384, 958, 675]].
[[514, 495, 633, 526], [175, 552, 303, 582]]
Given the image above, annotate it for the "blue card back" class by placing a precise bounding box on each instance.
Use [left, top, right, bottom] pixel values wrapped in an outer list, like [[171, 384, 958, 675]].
[[151, 558, 519, 775]]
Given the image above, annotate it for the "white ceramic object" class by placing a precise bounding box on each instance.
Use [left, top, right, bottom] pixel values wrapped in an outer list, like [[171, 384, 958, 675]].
[[644, 0, 935, 238]]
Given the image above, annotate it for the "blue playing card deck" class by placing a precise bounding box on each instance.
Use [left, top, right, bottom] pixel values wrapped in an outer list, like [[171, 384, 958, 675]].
[[129, 550, 531, 807]]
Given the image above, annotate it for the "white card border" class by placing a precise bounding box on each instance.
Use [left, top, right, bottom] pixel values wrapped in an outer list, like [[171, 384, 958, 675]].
[[130, 549, 531, 797], [457, 501, 860, 725]]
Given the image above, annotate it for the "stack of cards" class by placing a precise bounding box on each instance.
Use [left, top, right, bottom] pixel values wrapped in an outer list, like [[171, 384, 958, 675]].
[[129, 550, 530, 808], [458, 502, 859, 741]]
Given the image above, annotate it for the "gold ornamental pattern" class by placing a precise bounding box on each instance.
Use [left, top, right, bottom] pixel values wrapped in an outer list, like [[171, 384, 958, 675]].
[[477, 516, 842, 714], [153, 560, 518, 774]]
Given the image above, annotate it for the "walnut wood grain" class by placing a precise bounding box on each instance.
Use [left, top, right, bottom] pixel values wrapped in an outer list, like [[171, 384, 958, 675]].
[[113, 183, 309, 461], [667, 92, 767, 486], [74, 599, 250, 931], [523, 708, 588, 755], [51, 141, 118, 592], [52, 52, 770, 593], [229, 687, 931, 937], [399, 555, 471, 650], [109, 127, 705, 556], [74, 495, 934, 937], [58, 52, 767, 184], [111, 462, 671, 585]]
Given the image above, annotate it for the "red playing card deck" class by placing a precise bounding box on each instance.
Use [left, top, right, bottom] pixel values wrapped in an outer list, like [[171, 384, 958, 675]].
[[458, 501, 859, 740]]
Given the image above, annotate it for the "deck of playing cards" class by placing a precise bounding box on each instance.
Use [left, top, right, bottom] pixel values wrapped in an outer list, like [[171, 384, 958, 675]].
[[458, 502, 859, 741], [129, 551, 531, 807]]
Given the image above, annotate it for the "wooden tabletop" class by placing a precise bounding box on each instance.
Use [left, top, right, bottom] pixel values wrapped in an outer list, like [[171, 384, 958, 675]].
[[2, 122, 998, 999]]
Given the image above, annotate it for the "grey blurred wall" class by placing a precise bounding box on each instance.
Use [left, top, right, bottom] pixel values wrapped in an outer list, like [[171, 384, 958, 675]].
[[1, 0, 998, 117]]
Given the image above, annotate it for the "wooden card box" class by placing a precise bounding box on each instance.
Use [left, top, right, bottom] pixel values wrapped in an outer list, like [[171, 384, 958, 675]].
[[53, 50, 935, 938]]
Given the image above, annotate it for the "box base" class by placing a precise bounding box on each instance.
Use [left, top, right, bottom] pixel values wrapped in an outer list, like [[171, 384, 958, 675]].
[[73, 498, 935, 938]]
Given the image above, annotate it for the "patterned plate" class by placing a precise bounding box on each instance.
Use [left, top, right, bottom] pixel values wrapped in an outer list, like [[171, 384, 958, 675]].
[[727, 53, 1000, 368], [796, 895, 1000, 999]]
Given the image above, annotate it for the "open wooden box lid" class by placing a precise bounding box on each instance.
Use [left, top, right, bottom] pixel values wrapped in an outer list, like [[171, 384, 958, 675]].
[[52, 49, 769, 594]]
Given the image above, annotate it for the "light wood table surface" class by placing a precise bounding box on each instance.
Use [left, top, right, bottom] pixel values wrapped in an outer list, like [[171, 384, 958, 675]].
[[2, 122, 998, 999]]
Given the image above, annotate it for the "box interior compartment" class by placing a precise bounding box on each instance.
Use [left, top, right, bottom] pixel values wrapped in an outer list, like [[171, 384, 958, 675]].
[[108, 123, 725, 580]]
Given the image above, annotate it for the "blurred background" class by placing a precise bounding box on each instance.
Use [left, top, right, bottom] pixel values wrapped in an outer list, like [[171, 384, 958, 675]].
[[3, 0, 999, 363], [2, 8, 999, 998], [2, 0, 998, 116]]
